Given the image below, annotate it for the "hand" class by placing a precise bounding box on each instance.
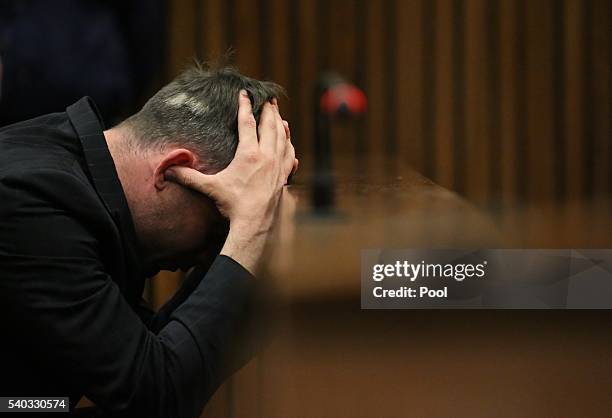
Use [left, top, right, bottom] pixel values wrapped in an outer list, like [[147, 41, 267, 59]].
[[166, 90, 297, 274]]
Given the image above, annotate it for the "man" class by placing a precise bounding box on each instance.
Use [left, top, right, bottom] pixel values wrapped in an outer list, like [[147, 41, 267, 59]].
[[0, 65, 297, 417]]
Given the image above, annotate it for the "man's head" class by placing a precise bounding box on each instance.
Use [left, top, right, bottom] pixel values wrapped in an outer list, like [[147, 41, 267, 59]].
[[104, 64, 284, 273], [123, 64, 283, 173]]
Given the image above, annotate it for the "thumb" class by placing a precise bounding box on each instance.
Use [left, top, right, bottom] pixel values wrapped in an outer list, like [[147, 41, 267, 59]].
[[166, 166, 218, 196]]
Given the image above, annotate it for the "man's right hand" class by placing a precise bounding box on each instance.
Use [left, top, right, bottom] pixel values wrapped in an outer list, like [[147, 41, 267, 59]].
[[166, 90, 297, 275]]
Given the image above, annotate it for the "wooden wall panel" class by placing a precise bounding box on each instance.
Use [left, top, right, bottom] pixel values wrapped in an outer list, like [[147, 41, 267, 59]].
[[157, 3, 612, 416], [166, 0, 611, 208]]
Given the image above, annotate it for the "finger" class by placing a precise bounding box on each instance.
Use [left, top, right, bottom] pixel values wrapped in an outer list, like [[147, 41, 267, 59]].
[[293, 158, 299, 174], [275, 105, 288, 157], [282, 122, 294, 160], [237, 90, 258, 151], [282, 141, 296, 177], [258, 101, 278, 156], [165, 166, 217, 197], [282, 120, 291, 142], [286, 157, 299, 185]]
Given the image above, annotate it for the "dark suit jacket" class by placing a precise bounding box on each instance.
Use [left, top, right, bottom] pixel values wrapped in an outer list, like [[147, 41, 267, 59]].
[[0, 97, 254, 417]]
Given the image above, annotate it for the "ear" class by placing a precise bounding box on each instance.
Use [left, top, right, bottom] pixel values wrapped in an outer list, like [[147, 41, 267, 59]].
[[154, 148, 198, 191]]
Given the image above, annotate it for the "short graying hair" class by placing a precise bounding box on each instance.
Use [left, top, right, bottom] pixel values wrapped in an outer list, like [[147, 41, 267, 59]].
[[121, 63, 284, 173]]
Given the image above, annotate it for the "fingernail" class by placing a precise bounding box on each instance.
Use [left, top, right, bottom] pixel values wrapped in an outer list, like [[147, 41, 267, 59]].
[[165, 168, 176, 180], [239, 89, 248, 98]]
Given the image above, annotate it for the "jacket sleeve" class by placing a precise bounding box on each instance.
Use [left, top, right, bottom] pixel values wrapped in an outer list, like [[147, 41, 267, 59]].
[[0, 168, 254, 418]]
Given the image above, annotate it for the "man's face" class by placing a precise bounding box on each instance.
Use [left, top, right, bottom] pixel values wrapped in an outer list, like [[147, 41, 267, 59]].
[[128, 147, 229, 274], [148, 186, 229, 273]]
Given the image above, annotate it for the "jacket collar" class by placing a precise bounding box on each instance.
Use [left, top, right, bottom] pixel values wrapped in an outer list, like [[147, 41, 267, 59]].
[[66, 97, 149, 291]]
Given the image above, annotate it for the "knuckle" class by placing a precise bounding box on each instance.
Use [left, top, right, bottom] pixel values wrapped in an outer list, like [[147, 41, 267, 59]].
[[243, 115, 257, 130], [245, 150, 260, 163], [262, 156, 276, 171], [266, 117, 277, 130], [262, 154, 274, 166]]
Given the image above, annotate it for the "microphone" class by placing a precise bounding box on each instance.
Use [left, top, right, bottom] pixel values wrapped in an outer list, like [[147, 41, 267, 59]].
[[319, 77, 367, 118], [312, 73, 367, 213]]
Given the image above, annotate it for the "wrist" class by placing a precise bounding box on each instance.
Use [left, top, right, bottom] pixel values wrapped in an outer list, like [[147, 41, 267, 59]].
[[220, 223, 268, 276]]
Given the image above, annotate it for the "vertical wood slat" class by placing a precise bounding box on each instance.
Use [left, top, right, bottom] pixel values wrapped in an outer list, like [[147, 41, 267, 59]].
[[591, 0, 611, 196], [499, 0, 517, 207], [364, 0, 386, 179], [433, 0, 454, 189], [353, 0, 367, 162], [259, 0, 272, 79], [383, 0, 398, 161], [167, 0, 197, 77], [487, 0, 501, 205], [552, 0, 566, 202], [328, 4, 356, 110], [328, 0, 359, 165], [582, 0, 595, 197], [515, 0, 528, 202], [266, 0, 291, 85], [203, 0, 227, 62], [564, 0, 584, 202], [296, 0, 319, 173], [287, 0, 302, 153], [267, 0, 291, 132], [421, 0, 436, 180], [396, 0, 424, 173], [465, 0, 490, 203], [451, 0, 466, 195], [526, 0, 555, 202], [233, 0, 262, 77]]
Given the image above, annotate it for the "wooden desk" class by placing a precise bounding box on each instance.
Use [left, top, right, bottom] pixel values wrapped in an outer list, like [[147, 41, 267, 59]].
[[199, 162, 612, 418], [264, 162, 500, 302]]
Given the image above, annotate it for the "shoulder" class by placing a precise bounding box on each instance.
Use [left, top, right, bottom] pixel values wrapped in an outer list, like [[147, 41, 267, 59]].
[[0, 112, 85, 173], [0, 112, 98, 213]]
